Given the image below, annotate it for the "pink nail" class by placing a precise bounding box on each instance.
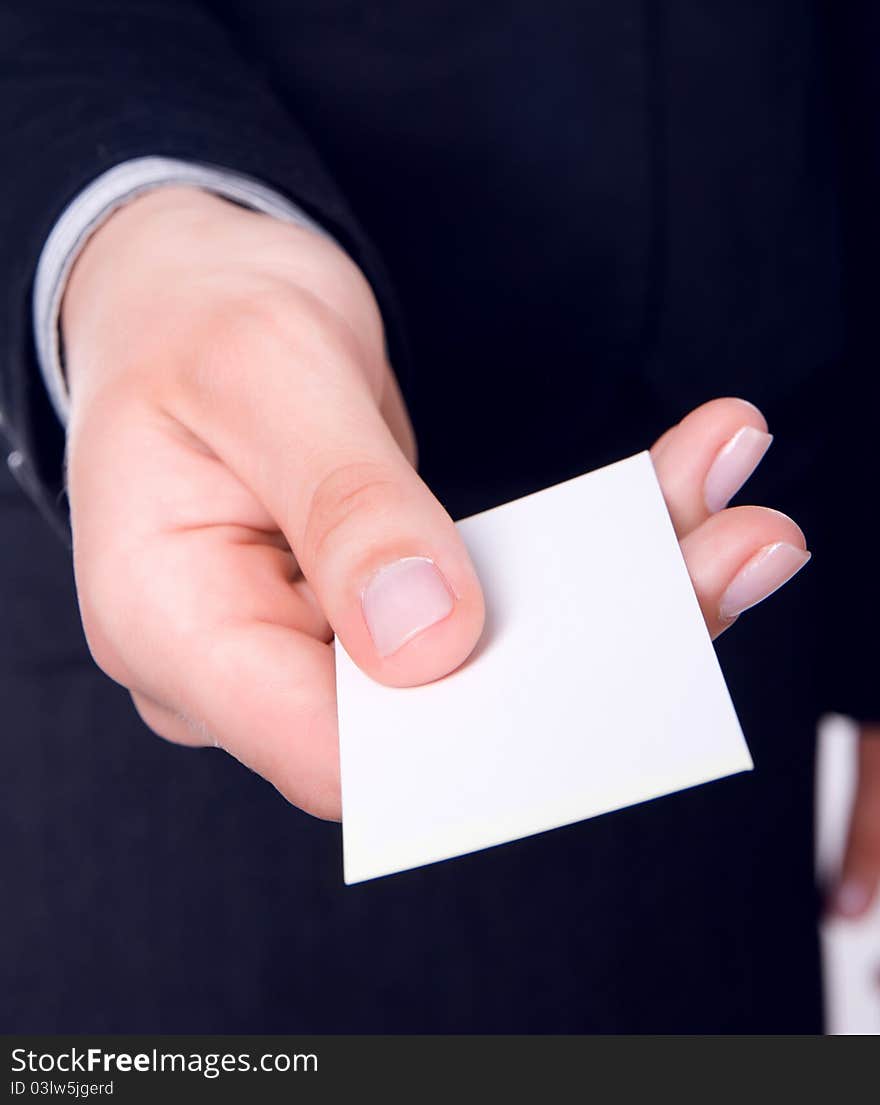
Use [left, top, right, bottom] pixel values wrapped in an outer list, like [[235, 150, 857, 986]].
[[704, 426, 773, 513], [719, 542, 811, 621], [833, 880, 871, 919], [362, 556, 455, 657]]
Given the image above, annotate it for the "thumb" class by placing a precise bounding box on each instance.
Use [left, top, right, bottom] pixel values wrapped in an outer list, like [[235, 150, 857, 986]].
[[296, 443, 486, 688], [198, 314, 485, 687], [831, 726, 880, 920]]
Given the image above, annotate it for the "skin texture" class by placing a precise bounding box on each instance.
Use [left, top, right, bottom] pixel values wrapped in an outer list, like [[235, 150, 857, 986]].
[[63, 186, 819, 823]]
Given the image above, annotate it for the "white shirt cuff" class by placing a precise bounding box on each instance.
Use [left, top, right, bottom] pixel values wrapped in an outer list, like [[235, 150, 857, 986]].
[[32, 156, 331, 426]]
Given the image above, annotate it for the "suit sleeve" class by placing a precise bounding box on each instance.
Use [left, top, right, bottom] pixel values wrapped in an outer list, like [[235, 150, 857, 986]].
[[0, 0, 408, 540]]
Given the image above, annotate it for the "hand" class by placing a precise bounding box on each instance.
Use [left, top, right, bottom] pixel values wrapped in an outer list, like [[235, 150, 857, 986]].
[[830, 726, 880, 919], [62, 187, 810, 819]]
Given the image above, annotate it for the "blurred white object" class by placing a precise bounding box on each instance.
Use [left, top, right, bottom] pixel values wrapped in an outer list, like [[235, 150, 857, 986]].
[[816, 714, 880, 1034]]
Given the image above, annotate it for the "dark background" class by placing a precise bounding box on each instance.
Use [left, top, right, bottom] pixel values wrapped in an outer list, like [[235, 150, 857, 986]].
[[1, 1, 877, 1031]]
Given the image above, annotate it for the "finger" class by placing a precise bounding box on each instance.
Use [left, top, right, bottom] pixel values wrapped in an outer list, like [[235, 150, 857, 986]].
[[131, 690, 214, 748], [188, 619, 341, 820], [88, 520, 342, 818], [651, 397, 772, 537], [69, 410, 346, 814], [138, 614, 341, 819], [831, 727, 880, 919], [182, 296, 484, 688], [678, 505, 810, 639]]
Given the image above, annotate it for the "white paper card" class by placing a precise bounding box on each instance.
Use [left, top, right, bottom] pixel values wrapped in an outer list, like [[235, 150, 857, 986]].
[[336, 451, 752, 884]]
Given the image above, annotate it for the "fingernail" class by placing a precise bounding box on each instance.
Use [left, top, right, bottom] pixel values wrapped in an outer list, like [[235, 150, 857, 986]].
[[832, 879, 871, 919], [719, 542, 811, 620], [704, 426, 773, 513], [362, 556, 455, 657]]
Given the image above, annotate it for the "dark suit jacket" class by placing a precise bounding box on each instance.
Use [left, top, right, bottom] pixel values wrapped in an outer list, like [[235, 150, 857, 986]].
[[0, 0, 876, 1031]]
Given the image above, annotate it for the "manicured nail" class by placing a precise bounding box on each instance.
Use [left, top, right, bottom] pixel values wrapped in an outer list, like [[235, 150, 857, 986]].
[[362, 556, 455, 657], [719, 542, 811, 620], [832, 879, 871, 919], [704, 426, 773, 513]]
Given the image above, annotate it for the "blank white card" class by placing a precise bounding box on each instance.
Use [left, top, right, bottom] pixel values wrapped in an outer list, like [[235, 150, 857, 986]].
[[336, 451, 752, 884]]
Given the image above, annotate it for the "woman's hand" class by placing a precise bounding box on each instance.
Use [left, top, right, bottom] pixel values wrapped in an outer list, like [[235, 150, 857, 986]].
[[62, 187, 809, 819]]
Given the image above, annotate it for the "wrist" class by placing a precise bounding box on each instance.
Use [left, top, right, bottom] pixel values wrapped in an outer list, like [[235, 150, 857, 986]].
[[60, 181, 385, 429], [60, 186, 243, 413], [62, 185, 229, 339]]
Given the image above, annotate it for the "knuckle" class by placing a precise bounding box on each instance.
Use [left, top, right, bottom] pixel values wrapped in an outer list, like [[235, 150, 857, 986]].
[[74, 549, 140, 689], [302, 460, 406, 569], [204, 286, 293, 351], [130, 692, 169, 737], [130, 692, 212, 748], [180, 289, 290, 402], [77, 594, 131, 688], [172, 285, 290, 393], [181, 283, 374, 412]]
